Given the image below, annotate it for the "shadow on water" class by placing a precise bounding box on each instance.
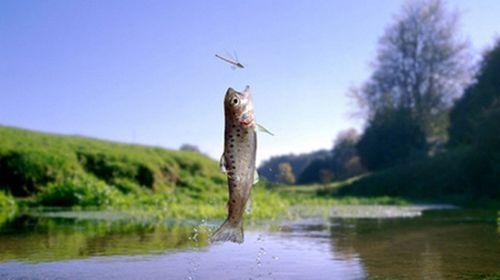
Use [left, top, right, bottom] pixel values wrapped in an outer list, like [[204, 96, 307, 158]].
[[0, 206, 498, 279]]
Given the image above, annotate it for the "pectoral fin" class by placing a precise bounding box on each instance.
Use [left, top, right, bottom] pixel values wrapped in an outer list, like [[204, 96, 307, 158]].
[[245, 195, 252, 214], [253, 169, 259, 185], [255, 123, 274, 136], [219, 154, 227, 173]]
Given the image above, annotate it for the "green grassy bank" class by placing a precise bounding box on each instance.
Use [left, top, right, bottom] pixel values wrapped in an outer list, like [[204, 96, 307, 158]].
[[0, 125, 290, 219], [0, 125, 406, 222]]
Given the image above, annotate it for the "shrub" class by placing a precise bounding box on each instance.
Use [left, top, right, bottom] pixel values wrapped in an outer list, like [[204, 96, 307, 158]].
[[0, 150, 77, 196], [38, 176, 121, 207], [0, 191, 16, 211], [111, 178, 143, 194], [0, 191, 17, 226]]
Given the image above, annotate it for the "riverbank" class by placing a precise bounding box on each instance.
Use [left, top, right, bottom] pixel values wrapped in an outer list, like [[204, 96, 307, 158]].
[[331, 148, 500, 210], [0, 125, 412, 224]]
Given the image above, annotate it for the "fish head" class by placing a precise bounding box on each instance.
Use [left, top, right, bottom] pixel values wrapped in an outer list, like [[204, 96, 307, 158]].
[[224, 86, 254, 127]]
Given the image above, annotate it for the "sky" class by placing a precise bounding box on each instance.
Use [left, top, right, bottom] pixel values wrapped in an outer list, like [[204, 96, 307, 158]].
[[1, 0, 499, 164]]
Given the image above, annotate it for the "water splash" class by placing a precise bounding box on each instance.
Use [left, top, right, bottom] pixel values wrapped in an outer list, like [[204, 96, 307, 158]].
[[185, 218, 209, 280]]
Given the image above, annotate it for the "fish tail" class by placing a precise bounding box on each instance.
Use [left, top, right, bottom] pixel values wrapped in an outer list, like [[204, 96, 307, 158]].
[[209, 220, 244, 244]]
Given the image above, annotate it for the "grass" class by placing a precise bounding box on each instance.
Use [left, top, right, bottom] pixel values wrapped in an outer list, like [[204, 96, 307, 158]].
[[0, 125, 418, 222], [273, 183, 409, 206], [0, 125, 224, 198]]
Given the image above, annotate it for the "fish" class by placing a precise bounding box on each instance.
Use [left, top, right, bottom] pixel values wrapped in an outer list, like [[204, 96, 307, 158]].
[[210, 86, 272, 244]]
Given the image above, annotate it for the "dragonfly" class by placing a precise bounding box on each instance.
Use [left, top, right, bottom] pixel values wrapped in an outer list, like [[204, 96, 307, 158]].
[[215, 51, 245, 69]]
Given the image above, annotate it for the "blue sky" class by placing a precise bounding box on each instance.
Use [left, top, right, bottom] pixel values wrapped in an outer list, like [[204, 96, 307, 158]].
[[1, 0, 498, 163]]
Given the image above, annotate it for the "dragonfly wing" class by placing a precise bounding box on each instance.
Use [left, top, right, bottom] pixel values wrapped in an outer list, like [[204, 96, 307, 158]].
[[224, 49, 235, 61], [233, 51, 239, 63]]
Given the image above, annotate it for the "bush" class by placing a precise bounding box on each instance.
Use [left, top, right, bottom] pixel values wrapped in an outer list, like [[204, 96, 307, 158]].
[[0, 191, 16, 211], [0, 150, 77, 196], [37, 176, 122, 207], [0, 191, 17, 226], [278, 162, 296, 185], [111, 178, 143, 194], [76, 151, 156, 188]]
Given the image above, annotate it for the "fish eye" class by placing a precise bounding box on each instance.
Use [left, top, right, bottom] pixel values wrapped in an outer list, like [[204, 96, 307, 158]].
[[232, 98, 239, 105]]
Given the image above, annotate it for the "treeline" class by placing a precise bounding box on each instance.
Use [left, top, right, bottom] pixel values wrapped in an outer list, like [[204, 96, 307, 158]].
[[258, 128, 365, 184], [262, 0, 499, 203], [339, 0, 500, 202]]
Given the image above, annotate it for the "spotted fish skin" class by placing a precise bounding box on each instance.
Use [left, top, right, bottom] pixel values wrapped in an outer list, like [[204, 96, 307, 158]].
[[210, 87, 256, 244]]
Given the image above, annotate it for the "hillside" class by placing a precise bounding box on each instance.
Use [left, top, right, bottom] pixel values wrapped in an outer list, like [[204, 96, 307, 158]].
[[0, 125, 226, 204], [0, 125, 297, 220]]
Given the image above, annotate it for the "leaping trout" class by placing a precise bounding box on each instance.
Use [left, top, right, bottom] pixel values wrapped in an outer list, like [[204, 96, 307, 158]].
[[210, 86, 272, 244]]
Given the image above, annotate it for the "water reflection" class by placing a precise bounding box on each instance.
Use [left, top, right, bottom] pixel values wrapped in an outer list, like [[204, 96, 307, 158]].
[[0, 214, 208, 262], [0, 207, 498, 279], [328, 210, 500, 279]]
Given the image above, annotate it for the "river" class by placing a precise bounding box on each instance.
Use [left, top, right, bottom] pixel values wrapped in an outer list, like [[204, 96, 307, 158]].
[[0, 205, 498, 279]]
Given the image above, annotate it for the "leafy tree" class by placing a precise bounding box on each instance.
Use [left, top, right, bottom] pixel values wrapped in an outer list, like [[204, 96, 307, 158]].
[[331, 129, 365, 179], [356, 108, 427, 170], [449, 39, 500, 146], [343, 156, 365, 178], [278, 162, 295, 185], [473, 107, 500, 197], [351, 0, 472, 139], [448, 40, 500, 197], [297, 157, 331, 184], [263, 129, 366, 185], [319, 169, 333, 185], [179, 144, 201, 153]]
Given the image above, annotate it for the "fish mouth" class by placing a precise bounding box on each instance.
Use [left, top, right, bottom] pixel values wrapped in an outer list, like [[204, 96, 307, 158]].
[[225, 87, 243, 97], [226, 87, 249, 97]]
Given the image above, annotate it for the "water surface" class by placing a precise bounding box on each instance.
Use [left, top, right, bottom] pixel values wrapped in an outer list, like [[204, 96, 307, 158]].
[[0, 205, 498, 279]]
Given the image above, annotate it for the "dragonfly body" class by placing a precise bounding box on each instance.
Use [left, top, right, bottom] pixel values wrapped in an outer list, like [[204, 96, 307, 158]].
[[215, 54, 245, 69]]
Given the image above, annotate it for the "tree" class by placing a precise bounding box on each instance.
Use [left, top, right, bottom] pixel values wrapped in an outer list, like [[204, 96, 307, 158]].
[[448, 39, 500, 197], [319, 169, 333, 185], [351, 0, 472, 139], [331, 129, 365, 179], [278, 162, 296, 185], [356, 108, 427, 170], [449, 39, 500, 146], [297, 158, 331, 184], [179, 144, 201, 153]]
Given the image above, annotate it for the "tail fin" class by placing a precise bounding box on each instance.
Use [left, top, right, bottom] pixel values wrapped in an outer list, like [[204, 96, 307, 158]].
[[209, 220, 244, 244]]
